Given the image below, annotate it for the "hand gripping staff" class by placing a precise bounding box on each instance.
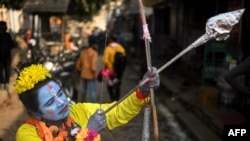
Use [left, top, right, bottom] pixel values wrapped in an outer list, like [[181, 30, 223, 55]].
[[103, 8, 245, 140]]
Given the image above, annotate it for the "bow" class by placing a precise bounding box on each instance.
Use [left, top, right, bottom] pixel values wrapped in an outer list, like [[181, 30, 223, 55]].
[[103, 7, 245, 140]]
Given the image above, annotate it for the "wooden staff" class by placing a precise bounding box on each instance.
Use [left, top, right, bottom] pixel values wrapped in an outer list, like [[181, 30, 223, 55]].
[[138, 0, 159, 141]]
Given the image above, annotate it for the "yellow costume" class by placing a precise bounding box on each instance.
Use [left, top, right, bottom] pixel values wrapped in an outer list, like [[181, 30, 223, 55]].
[[16, 93, 145, 141], [103, 42, 125, 70]]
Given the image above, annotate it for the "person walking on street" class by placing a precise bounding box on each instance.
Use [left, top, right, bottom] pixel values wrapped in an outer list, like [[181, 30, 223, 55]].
[[102, 35, 126, 101], [224, 57, 250, 126], [76, 39, 98, 102], [69, 38, 79, 52], [64, 32, 72, 52], [0, 21, 14, 89], [15, 63, 160, 141], [224, 58, 250, 95], [24, 29, 32, 44]]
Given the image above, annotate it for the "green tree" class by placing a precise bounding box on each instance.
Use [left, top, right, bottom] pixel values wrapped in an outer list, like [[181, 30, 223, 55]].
[[0, 0, 26, 10], [0, 0, 116, 22], [67, 0, 108, 22]]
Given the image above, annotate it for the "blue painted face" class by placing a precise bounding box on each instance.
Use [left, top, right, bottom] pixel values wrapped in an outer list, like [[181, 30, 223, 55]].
[[37, 81, 69, 121]]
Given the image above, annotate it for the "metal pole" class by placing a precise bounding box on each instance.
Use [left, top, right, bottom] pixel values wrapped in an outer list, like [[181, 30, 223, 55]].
[[141, 106, 151, 141]]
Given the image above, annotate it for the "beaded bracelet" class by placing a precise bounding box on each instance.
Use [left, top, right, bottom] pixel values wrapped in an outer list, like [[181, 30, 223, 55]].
[[136, 89, 148, 100]]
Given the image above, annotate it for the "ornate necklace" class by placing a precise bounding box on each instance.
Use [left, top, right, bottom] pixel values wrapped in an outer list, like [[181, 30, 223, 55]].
[[25, 117, 101, 141], [47, 117, 78, 141]]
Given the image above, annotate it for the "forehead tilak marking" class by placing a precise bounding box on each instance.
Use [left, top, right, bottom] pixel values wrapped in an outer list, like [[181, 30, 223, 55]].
[[47, 83, 64, 103], [47, 84, 56, 95]]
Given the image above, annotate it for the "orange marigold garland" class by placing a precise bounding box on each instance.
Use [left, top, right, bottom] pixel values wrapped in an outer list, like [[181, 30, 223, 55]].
[[47, 124, 101, 141], [26, 117, 101, 141], [48, 125, 68, 141], [75, 128, 101, 141]]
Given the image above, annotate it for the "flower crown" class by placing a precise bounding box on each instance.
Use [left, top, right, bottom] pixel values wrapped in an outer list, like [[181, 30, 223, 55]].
[[14, 64, 52, 95]]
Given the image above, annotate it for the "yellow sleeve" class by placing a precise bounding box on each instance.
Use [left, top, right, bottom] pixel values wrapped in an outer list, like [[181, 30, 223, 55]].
[[105, 92, 146, 130], [102, 47, 113, 70], [16, 92, 146, 140], [70, 92, 147, 130], [16, 124, 42, 141]]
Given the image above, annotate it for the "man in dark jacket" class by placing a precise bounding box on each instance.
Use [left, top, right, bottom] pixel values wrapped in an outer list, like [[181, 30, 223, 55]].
[[0, 21, 14, 89], [224, 57, 250, 126]]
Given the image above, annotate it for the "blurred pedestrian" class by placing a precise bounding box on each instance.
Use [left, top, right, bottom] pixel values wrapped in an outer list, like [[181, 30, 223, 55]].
[[13, 34, 28, 64], [102, 35, 126, 101], [69, 38, 79, 51], [14, 34, 27, 50], [0, 21, 14, 89], [24, 29, 32, 44], [97, 31, 105, 55], [76, 38, 98, 102], [78, 29, 89, 48], [224, 57, 250, 126], [224, 57, 250, 95], [64, 32, 72, 52], [89, 27, 104, 55]]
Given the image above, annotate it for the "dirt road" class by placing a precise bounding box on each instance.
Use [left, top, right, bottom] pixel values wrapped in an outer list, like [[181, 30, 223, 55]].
[[0, 83, 28, 141]]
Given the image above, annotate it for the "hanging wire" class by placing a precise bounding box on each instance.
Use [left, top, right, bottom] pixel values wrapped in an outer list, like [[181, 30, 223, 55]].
[[98, 0, 111, 109], [96, 1, 117, 140]]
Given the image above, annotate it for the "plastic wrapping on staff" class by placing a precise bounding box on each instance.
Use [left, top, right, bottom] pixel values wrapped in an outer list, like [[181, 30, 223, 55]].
[[206, 9, 245, 41]]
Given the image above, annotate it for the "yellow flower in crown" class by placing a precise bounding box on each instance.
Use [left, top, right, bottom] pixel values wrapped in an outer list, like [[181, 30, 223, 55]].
[[14, 64, 52, 94]]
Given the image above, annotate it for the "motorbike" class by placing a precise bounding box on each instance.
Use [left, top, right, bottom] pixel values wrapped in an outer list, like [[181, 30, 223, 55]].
[[25, 39, 37, 63], [25, 38, 49, 63], [27, 38, 79, 104]]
